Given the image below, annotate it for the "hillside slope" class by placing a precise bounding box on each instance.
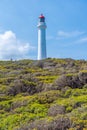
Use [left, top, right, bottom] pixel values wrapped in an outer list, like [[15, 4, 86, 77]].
[[0, 58, 87, 130]]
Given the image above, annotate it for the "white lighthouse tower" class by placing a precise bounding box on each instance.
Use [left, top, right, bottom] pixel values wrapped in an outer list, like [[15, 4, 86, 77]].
[[37, 14, 47, 60]]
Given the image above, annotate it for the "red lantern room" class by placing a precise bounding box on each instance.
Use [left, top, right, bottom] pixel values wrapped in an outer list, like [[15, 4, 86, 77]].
[[39, 14, 45, 22]]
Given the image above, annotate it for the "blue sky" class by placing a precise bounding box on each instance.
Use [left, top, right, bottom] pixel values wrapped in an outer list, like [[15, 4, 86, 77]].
[[0, 0, 87, 60]]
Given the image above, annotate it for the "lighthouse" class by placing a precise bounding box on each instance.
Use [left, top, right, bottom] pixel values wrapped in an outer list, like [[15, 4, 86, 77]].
[[37, 14, 47, 60]]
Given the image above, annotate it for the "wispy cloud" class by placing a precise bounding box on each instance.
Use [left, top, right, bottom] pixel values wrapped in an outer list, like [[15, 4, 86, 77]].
[[47, 30, 85, 41], [62, 36, 87, 47], [57, 30, 84, 39], [0, 30, 35, 60], [77, 37, 87, 43], [47, 36, 54, 40]]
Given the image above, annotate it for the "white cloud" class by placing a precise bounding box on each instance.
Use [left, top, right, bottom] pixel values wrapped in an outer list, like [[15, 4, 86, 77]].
[[78, 37, 87, 43], [0, 30, 35, 60], [57, 30, 84, 39]]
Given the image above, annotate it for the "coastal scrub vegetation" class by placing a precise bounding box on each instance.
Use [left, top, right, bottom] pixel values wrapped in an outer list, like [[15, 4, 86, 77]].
[[0, 58, 87, 130]]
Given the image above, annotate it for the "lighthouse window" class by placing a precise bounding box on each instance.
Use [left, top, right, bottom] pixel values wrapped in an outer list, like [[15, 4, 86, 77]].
[[40, 18, 45, 22]]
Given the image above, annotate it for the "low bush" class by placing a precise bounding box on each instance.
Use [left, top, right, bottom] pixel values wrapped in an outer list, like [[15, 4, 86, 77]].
[[53, 72, 87, 90], [17, 116, 71, 130], [48, 104, 65, 116]]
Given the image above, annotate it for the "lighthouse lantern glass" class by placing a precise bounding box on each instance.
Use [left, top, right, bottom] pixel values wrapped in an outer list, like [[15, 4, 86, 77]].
[[39, 17, 45, 22]]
